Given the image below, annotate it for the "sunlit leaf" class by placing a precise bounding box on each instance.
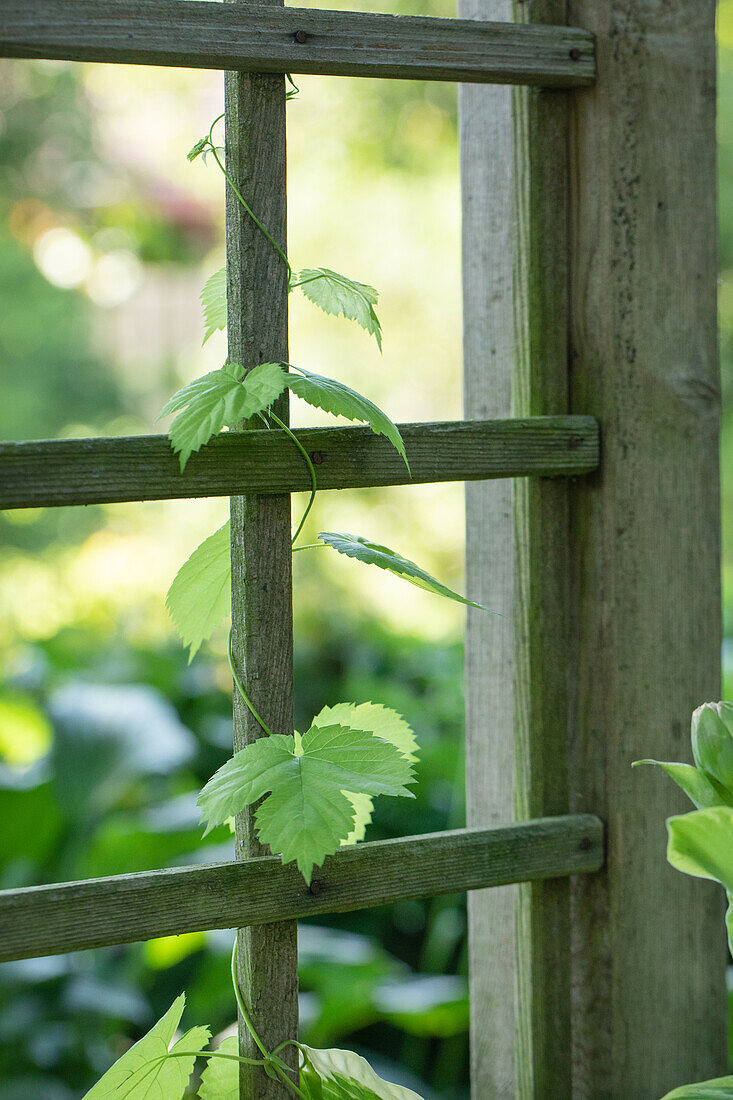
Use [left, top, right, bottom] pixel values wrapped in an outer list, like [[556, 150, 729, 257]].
[[287, 368, 407, 469], [201, 267, 227, 343], [300, 1045, 425, 1100], [159, 362, 288, 470], [339, 792, 374, 846], [199, 1035, 238, 1100], [166, 522, 231, 660], [295, 269, 382, 350], [311, 703, 418, 846], [632, 759, 730, 810], [198, 723, 415, 883], [83, 994, 209, 1099], [311, 703, 418, 763], [318, 532, 487, 610]]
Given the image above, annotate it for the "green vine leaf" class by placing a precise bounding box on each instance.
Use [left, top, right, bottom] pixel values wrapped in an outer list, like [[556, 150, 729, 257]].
[[287, 368, 408, 470], [293, 269, 382, 350], [318, 532, 488, 610], [201, 266, 227, 343], [159, 361, 288, 470], [166, 521, 231, 660], [299, 1045, 425, 1099], [198, 723, 415, 883], [199, 1035, 238, 1100], [83, 994, 209, 1099], [311, 702, 418, 846]]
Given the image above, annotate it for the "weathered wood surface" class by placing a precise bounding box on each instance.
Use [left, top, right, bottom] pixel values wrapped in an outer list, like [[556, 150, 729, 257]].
[[0, 1, 596, 86], [567, 1, 725, 1096], [459, 0, 518, 1090], [0, 416, 599, 509], [0, 817, 603, 963], [511, 1, 573, 1096], [225, 41, 296, 1098]]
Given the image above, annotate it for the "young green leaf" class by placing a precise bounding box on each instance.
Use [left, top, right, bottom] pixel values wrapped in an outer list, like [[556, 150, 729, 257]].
[[294, 269, 382, 350], [199, 1035, 238, 1100], [159, 361, 288, 470], [201, 266, 227, 343], [311, 703, 418, 846], [166, 521, 231, 660], [299, 1045, 425, 1100], [188, 136, 208, 162], [318, 532, 488, 610], [198, 723, 415, 883], [661, 1079, 733, 1099], [287, 368, 408, 470], [83, 994, 210, 1099], [632, 759, 731, 810], [691, 702, 733, 799]]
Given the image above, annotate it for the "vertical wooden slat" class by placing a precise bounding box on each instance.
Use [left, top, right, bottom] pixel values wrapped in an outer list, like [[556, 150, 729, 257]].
[[459, 0, 517, 1094], [225, 23, 298, 1099], [511, 1, 572, 1096], [566, 2, 725, 1096], [461, 0, 572, 1093]]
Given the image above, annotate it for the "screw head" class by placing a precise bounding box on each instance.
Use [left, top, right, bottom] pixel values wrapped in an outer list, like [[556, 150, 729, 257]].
[[294, 29, 308, 44], [308, 879, 323, 896], [569, 47, 582, 61], [310, 450, 325, 465]]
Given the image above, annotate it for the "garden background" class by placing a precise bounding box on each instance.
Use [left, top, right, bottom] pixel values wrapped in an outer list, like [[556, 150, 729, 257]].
[[1, 3, 730, 1098]]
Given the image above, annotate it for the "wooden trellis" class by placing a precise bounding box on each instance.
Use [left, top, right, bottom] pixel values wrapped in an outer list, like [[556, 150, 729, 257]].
[[0, 1, 722, 1097]]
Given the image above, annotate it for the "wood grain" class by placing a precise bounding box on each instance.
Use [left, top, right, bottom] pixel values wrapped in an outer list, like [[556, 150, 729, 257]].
[[567, 2, 725, 1095], [511, 1, 573, 1095], [0, 817, 603, 963], [224, 36, 296, 1098], [459, 0, 518, 1091], [0, 417, 599, 509], [0, 0, 596, 86]]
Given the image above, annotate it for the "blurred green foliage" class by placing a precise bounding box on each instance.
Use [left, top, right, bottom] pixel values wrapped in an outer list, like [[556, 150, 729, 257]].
[[0, 617, 468, 1098]]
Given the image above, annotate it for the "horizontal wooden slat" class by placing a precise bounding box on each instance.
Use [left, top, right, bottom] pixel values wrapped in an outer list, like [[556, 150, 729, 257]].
[[0, 815, 602, 961], [0, 416, 598, 509], [0, 1, 596, 86]]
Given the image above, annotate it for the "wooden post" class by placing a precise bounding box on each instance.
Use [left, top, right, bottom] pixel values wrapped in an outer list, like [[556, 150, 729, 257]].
[[225, 19, 298, 1099], [567, 1, 726, 1095]]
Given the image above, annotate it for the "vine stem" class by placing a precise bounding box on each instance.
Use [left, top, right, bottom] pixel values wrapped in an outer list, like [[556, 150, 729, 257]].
[[231, 942, 309, 1099], [267, 409, 318, 546], [230, 941, 269, 1059], [206, 113, 292, 280], [227, 625, 273, 737]]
